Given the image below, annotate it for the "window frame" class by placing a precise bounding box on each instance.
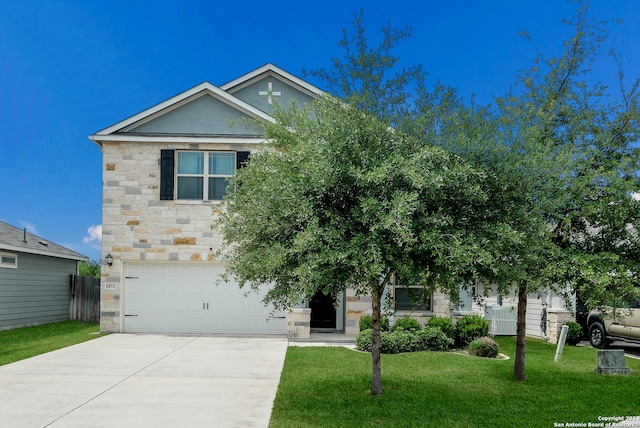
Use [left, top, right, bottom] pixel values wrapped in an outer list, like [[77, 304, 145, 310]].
[[0, 252, 18, 269], [175, 150, 237, 201], [454, 285, 476, 313], [392, 275, 432, 312]]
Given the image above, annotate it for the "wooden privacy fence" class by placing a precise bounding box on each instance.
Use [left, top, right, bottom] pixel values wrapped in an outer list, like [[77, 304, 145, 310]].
[[70, 275, 100, 323]]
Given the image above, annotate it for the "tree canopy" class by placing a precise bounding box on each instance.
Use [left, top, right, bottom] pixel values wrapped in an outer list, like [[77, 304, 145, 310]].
[[407, 2, 640, 378], [423, 5, 640, 310], [216, 95, 542, 394], [216, 1, 640, 389], [79, 259, 101, 278], [303, 9, 423, 126]]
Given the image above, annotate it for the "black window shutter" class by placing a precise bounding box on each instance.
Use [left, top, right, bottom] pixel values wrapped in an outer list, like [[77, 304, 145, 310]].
[[236, 151, 250, 169], [160, 149, 175, 200]]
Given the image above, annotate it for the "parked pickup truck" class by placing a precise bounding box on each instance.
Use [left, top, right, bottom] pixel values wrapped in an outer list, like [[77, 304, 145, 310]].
[[587, 300, 640, 348]]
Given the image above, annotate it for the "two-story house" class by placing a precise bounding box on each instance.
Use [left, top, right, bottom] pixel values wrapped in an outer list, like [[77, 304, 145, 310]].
[[90, 63, 573, 342], [90, 64, 383, 336]]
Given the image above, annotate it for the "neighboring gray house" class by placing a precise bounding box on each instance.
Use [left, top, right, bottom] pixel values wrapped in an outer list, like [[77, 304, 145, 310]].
[[0, 221, 87, 330]]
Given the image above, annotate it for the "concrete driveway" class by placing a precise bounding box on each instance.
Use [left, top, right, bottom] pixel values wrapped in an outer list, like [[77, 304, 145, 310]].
[[0, 334, 288, 428]]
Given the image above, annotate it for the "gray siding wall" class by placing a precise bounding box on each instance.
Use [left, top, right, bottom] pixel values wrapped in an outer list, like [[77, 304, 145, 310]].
[[0, 252, 77, 330], [130, 95, 261, 135], [232, 76, 316, 115]]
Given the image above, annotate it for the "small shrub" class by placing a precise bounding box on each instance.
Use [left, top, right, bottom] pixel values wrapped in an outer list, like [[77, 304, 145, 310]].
[[426, 316, 456, 340], [358, 328, 439, 354], [468, 336, 499, 358], [380, 316, 390, 331], [455, 315, 490, 347], [564, 321, 583, 345], [357, 328, 419, 354], [393, 317, 421, 332], [381, 330, 420, 354], [359, 315, 390, 332], [355, 329, 373, 352], [379, 331, 396, 354], [416, 326, 453, 351], [359, 316, 372, 331]]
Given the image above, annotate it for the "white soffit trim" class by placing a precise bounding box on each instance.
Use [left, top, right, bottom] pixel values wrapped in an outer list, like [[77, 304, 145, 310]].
[[221, 63, 325, 98], [89, 135, 269, 144], [90, 82, 274, 137]]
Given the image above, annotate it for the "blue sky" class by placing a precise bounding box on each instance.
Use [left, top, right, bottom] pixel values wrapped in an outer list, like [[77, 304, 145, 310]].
[[1, 1, 639, 262]]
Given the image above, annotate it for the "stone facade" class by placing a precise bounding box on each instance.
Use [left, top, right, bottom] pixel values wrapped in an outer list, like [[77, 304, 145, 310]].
[[100, 141, 254, 332], [343, 289, 455, 334], [546, 309, 574, 344], [344, 289, 370, 335], [101, 140, 433, 334], [287, 308, 311, 338], [388, 290, 454, 328], [99, 138, 455, 333]]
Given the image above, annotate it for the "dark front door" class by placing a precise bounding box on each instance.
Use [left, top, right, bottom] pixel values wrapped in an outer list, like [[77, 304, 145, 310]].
[[309, 291, 336, 329]]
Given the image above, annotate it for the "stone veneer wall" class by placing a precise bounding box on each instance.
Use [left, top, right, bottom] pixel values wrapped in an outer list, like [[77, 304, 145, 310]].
[[546, 309, 575, 344], [101, 140, 470, 334], [287, 308, 311, 338], [344, 289, 370, 335], [343, 289, 453, 335], [100, 141, 256, 332], [393, 291, 453, 328]]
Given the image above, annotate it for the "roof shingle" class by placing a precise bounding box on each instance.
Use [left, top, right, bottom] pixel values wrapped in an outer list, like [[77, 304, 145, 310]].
[[0, 221, 88, 261]]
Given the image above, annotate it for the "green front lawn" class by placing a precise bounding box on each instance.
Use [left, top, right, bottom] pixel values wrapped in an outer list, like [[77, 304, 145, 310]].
[[0, 321, 105, 366], [270, 337, 640, 427]]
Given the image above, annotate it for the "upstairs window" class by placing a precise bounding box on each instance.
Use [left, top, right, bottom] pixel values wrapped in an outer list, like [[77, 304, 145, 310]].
[[160, 150, 250, 201], [177, 151, 236, 200]]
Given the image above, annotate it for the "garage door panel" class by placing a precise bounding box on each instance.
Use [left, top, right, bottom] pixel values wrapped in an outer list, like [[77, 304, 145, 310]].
[[125, 315, 167, 333], [249, 317, 285, 332], [124, 263, 286, 334]]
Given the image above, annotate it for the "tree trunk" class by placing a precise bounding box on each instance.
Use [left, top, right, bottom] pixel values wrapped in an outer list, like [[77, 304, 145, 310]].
[[371, 289, 383, 395], [514, 283, 528, 380]]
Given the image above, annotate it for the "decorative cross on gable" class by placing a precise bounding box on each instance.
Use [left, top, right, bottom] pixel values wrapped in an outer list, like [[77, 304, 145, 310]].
[[258, 82, 282, 105]]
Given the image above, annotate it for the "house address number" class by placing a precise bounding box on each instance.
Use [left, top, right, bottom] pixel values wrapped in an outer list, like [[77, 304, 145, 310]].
[[104, 283, 118, 290]]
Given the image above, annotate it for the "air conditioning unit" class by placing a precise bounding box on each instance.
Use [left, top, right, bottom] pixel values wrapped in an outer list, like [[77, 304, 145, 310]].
[[485, 306, 517, 336]]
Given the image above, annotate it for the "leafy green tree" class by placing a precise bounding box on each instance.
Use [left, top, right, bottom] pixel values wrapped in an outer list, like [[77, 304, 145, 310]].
[[418, 3, 640, 379], [79, 259, 101, 278], [215, 97, 532, 395], [498, 5, 639, 380], [303, 9, 424, 126], [304, 9, 549, 382], [305, 3, 640, 381]]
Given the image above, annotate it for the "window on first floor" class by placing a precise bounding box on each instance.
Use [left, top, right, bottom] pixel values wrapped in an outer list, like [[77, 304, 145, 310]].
[[454, 285, 475, 312], [393, 275, 431, 311], [0, 252, 17, 269]]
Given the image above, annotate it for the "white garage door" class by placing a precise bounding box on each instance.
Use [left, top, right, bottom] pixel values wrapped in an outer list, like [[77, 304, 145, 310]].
[[123, 263, 287, 334]]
